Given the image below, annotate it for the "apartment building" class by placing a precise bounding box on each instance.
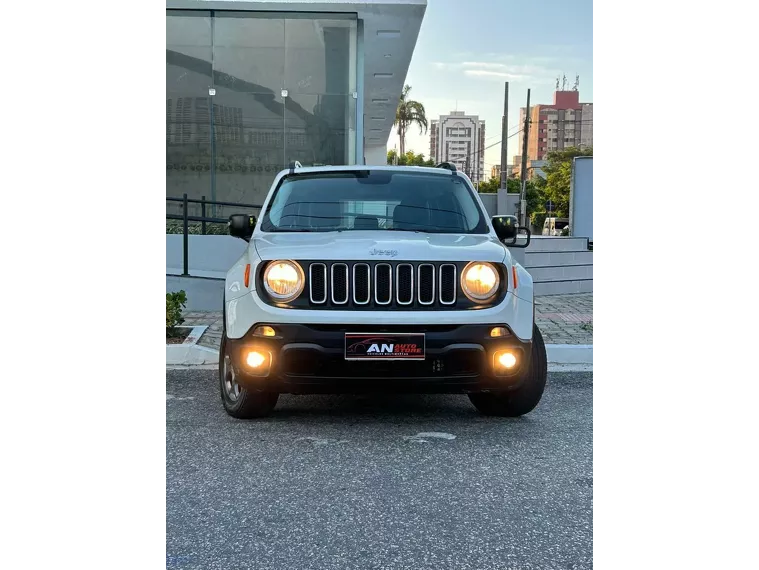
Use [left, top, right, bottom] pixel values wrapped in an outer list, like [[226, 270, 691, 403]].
[[518, 90, 593, 162], [429, 111, 486, 183]]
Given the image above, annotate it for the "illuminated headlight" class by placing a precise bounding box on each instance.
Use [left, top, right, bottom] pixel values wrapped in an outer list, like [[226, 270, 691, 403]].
[[263, 260, 304, 302], [461, 262, 500, 302]]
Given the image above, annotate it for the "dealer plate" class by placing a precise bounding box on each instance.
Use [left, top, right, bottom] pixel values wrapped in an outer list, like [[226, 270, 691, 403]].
[[344, 333, 425, 361]]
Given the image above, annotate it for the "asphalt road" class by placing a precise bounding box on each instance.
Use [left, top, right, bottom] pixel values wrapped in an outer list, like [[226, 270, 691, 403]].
[[167, 369, 593, 570]]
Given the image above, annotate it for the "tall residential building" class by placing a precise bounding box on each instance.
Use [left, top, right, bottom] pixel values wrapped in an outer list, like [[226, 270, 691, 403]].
[[579, 102, 593, 150], [518, 90, 593, 162], [490, 165, 501, 180], [429, 111, 486, 183]]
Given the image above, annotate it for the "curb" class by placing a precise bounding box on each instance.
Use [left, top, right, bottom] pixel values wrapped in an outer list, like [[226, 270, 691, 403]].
[[166, 326, 218, 365], [166, 344, 219, 366], [545, 344, 593, 364], [167, 341, 593, 370]]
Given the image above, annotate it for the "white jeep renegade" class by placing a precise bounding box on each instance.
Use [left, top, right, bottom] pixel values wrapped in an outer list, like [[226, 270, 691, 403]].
[[221, 163, 546, 418]]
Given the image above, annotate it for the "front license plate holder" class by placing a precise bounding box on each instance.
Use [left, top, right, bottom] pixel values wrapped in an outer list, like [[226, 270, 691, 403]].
[[345, 333, 426, 361]]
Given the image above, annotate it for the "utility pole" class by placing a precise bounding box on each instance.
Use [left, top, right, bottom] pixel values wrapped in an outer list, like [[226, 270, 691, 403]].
[[477, 129, 480, 186], [500, 82, 509, 189], [519, 89, 531, 227]]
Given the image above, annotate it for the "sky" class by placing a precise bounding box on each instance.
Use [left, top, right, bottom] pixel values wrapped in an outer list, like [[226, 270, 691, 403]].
[[386, 0, 593, 176]]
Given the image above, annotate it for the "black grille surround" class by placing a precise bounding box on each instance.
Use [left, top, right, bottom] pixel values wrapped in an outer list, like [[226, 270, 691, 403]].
[[256, 260, 509, 311]]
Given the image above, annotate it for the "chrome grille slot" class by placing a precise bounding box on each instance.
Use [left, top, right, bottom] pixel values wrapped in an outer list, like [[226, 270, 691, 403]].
[[396, 264, 414, 305], [439, 264, 457, 305], [309, 263, 327, 304], [418, 264, 435, 305], [374, 264, 392, 305], [353, 263, 371, 305], [331, 263, 349, 304]]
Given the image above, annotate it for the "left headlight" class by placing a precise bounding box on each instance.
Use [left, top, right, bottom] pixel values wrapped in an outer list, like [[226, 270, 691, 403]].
[[263, 260, 304, 302], [461, 262, 500, 302]]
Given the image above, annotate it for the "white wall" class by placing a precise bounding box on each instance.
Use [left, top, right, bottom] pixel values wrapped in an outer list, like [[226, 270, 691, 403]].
[[167, 275, 225, 311], [364, 144, 388, 165], [570, 157, 593, 240], [167, 235, 247, 279], [478, 193, 497, 217]]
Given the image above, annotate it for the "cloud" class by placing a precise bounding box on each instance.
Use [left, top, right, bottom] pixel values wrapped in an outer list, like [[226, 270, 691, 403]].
[[461, 61, 511, 70], [431, 59, 560, 85], [464, 69, 528, 81]]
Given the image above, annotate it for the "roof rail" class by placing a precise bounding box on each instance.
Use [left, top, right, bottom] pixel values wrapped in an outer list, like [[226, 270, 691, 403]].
[[288, 160, 302, 174], [435, 162, 457, 174]]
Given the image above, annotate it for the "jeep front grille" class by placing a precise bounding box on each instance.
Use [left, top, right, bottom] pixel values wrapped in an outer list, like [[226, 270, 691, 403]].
[[307, 261, 458, 309]]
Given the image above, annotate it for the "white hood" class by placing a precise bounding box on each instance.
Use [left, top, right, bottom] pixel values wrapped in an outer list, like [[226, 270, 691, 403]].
[[252, 232, 509, 263]]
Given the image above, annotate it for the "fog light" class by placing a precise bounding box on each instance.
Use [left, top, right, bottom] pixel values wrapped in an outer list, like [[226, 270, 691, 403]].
[[246, 351, 266, 368], [493, 349, 520, 375], [254, 325, 276, 337], [498, 352, 517, 369], [490, 327, 509, 338]]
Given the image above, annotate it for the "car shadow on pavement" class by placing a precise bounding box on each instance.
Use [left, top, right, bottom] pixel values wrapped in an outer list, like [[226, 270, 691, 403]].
[[262, 393, 537, 425]]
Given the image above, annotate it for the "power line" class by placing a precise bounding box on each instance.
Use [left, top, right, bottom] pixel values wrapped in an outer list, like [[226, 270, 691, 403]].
[[438, 118, 593, 166], [425, 119, 589, 145], [454, 128, 524, 162], [459, 119, 592, 162]]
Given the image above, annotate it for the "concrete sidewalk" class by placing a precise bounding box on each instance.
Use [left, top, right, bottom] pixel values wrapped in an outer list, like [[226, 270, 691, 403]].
[[180, 293, 593, 351]]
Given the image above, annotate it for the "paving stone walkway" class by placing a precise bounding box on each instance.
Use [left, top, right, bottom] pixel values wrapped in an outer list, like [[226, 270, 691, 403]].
[[534, 293, 593, 344], [180, 292, 592, 350]]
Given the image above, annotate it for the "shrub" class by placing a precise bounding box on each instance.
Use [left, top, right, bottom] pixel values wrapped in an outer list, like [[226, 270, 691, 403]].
[[166, 290, 187, 335]]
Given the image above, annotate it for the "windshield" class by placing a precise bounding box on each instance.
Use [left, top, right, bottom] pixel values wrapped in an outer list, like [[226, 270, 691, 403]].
[[259, 170, 488, 234]]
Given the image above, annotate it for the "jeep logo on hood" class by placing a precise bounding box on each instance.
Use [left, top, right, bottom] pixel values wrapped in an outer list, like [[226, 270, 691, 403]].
[[369, 248, 398, 257]]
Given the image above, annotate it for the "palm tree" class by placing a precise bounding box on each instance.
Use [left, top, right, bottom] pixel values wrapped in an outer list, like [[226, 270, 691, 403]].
[[393, 85, 428, 156]]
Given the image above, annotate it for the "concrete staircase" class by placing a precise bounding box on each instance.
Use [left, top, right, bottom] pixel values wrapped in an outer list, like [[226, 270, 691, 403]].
[[523, 236, 593, 295]]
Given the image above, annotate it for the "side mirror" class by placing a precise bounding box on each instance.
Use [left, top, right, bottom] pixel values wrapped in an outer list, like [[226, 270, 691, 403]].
[[492, 215, 518, 241], [492, 215, 531, 248], [228, 214, 256, 241]]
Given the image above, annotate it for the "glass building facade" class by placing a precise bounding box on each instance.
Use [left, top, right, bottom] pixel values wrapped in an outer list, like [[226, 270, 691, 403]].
[[166, 10, 358, 209]]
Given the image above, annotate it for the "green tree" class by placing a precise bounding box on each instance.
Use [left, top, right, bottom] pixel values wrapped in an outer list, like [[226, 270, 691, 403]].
[[507, 178, 523, 194], [393, 85, 428, 156], [478, 176, 526, 194], [526, 175, 546, 227], [478, 176, 500, 193], [540, 146, 593, 219], [387, 149, 434, 166]]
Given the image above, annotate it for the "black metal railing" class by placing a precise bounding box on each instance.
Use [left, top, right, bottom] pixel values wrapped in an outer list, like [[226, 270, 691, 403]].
[[167, 194, 261, 276]]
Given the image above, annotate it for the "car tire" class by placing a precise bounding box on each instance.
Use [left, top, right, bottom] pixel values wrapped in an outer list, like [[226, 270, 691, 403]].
[[469, 324, 548, 417], [219, 303, 278, 419]]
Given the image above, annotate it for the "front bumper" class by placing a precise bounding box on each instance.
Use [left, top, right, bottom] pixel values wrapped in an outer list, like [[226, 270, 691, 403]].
[[226, 323, 533, 394]]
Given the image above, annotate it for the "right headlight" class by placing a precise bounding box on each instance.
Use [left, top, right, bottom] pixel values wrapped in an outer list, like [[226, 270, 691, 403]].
[[263, 260, 304, 302], [461, 261, 500, 303]]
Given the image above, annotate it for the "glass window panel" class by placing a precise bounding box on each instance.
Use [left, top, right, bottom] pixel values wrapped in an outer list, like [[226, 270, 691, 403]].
[[167, 10, 359, 228], [284, 18, 356, 94], [213, 14, 284, 94], [211, 92, 285, 207], [284, 93, 354, 166], [167, 11, 212, 221]]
